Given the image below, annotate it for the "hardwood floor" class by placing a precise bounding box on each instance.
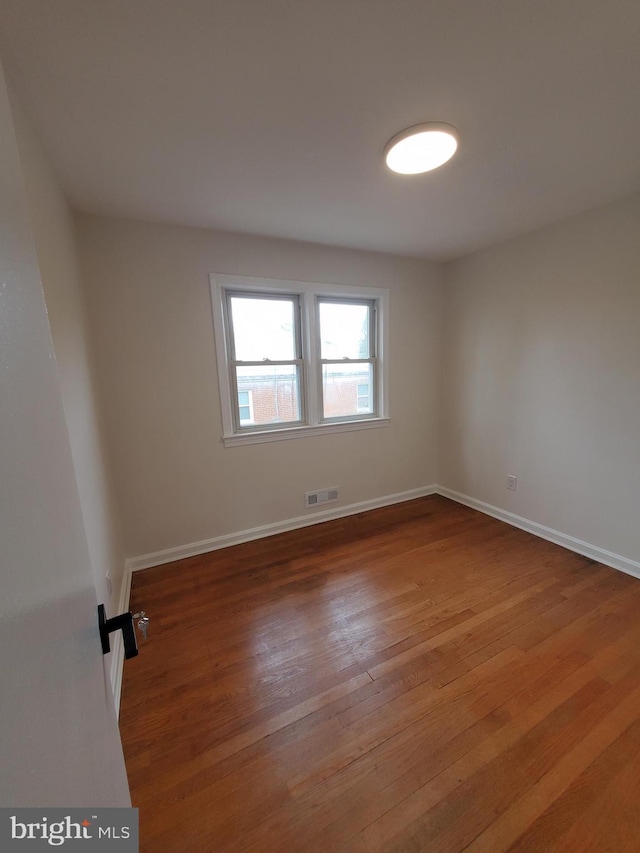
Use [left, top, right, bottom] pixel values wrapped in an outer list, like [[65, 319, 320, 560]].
[[120, 495, 640, 851]]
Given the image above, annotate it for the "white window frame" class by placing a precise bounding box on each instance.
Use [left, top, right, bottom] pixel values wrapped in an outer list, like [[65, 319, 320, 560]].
[[210, 274, 390, 446]]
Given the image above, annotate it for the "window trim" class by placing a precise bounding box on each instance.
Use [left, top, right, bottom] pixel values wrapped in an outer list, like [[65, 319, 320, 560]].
[[210, 274, 390, 446]]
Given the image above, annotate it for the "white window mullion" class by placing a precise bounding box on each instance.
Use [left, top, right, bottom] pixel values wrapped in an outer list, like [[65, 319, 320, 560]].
[[303, 291, 320, 426]]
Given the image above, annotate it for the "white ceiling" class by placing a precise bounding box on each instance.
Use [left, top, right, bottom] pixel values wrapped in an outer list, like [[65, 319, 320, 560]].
[[1, 0, 639, 260]]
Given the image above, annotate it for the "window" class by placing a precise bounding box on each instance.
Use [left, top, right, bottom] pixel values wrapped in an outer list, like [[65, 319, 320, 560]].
[[356, 382, 371, 413], [237, 390, 254, 425], [226, 292, 302, 431], [210, 274, 389, 446], [318, 299, 375, 421]]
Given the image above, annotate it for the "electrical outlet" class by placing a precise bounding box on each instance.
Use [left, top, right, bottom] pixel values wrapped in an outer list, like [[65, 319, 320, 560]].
[[105, 572, 113, 597], [507, 475, 517, 491]]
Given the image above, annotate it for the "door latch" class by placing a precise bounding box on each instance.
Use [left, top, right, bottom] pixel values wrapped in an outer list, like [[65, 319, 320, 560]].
[[133, 611, 150, 641]]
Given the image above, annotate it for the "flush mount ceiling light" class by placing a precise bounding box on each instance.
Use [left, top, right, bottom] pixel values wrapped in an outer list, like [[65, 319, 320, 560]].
[[384, 122, 459, 175]]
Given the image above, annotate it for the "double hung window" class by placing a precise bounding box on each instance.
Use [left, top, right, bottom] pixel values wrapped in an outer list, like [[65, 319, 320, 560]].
[[226, 291, 303, 430], [317, 298, 376, 421], [210, 274, 389, 445]]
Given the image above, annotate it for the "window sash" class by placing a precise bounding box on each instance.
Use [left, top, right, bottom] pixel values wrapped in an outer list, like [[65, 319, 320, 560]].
[[225, 290, 302, 362], [233, 361, 304, 433], [319, 359, 377, 422], [316, 296, 377, 360]]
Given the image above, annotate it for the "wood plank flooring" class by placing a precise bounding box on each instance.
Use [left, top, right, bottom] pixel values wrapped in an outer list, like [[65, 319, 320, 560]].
[[119, 495, 640, 851]]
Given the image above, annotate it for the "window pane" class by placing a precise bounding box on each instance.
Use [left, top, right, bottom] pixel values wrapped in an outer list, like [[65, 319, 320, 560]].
[[230, 296, 296, 361], [236, 364, 301, 426], [319, 301, 371, 359], [238, 391, 250, 406], [322, 363, 373, 419]]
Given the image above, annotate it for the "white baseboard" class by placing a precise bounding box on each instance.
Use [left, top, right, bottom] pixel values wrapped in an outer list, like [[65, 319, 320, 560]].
[[437, 486, 640, 581], [110, 561, 132, 719], [125, 485, 640, 581], [126, 486, 438, 573]]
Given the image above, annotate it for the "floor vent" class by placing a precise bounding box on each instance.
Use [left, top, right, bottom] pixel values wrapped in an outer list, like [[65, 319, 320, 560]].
[[305, 487, 339, 508]]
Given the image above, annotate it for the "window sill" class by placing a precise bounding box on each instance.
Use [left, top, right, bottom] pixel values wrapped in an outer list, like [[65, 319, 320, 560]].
[[222, 417, 390, 447]]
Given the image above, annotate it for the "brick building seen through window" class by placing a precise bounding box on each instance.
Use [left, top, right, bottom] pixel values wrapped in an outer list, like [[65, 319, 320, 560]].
[[238, 369, 371, 426]]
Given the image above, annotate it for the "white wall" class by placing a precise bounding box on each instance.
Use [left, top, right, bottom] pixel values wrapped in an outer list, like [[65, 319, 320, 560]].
[[9, 92, 126, 613], [440, 194, 640, 564], [76, 214, 443, 560]]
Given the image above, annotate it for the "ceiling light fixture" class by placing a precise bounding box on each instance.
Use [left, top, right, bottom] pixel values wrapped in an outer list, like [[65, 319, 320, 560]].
[[384, 122, 459, 175]]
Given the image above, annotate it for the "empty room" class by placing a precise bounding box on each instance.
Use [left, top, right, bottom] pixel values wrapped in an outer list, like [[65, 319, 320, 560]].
[[1, 1, 639, 851]]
